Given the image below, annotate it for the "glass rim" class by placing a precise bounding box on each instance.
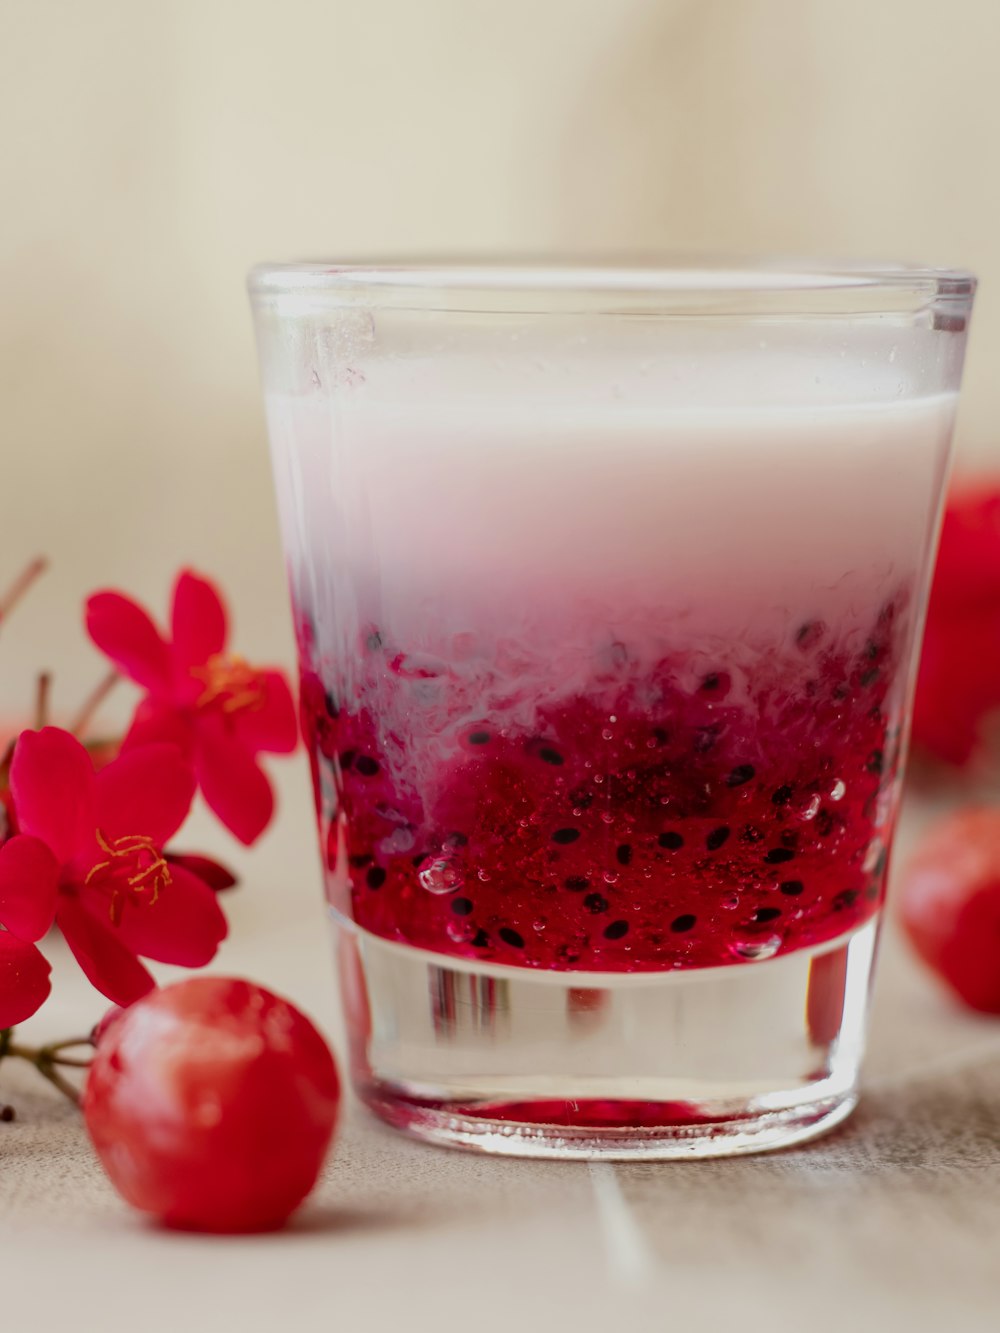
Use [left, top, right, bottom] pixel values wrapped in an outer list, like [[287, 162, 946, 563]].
[[248, 254, 976, 315]]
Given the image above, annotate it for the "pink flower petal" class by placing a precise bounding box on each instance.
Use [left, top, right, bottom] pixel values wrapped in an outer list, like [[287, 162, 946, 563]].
[[233, 670, 299, 755], [94, 744, 195, 847], [171, 570, 227, 670], [0, 934, 51, 1027], [10, 728, 95, 863], [195, 722, 275, 845], [123, 696, 194, 754], [113, 864, 228, 966], [165, 852, 238, 891], [86, 591, 172, 692], [56, 896, 155, 1007], [0, 835, 60, 942]]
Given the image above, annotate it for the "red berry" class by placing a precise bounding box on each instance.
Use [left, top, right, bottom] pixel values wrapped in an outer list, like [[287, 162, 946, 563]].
[[82, 977, 341, 1232], [899, 807, 1000, 1013]]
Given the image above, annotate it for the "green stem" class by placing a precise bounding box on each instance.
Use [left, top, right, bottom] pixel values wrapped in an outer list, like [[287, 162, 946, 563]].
[[2, 1031, 91, 1109]]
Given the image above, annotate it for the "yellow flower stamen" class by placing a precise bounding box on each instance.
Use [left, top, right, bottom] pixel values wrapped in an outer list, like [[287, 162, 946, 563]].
[[191, 653, 266, 715], [85, 829, 172, 925]]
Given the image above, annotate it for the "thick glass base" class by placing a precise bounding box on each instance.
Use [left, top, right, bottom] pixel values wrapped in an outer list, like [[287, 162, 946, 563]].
[[337, 916, 878, 1160]]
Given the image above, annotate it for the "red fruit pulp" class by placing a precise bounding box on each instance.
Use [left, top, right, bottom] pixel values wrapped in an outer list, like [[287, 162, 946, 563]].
[[299, 595, 910, 972]]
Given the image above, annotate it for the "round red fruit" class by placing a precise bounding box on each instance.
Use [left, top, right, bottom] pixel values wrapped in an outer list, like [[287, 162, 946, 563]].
[[83, 976, 340, 1232], [899, 807, 1000, 1013]]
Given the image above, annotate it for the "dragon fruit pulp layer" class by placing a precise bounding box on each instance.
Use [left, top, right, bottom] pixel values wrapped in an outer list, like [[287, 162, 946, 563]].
[[270, 388, 955, 973]]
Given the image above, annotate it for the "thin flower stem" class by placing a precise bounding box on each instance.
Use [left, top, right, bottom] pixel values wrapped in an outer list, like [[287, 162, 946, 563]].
[[0, 557, 47, 626], [70, 670, 120, 740], [34, 672, 51, 730], [42, 1037, 94, 1056], [6, 1039, 88, 1107], [31, 1061, 80, 1106]]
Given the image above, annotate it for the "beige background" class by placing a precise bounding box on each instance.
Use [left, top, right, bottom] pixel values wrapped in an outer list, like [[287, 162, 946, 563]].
[[3, 0, 999, 716]]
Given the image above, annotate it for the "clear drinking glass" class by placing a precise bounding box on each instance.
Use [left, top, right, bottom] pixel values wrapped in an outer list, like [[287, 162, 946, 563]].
[[249, 261, 974, 1159]]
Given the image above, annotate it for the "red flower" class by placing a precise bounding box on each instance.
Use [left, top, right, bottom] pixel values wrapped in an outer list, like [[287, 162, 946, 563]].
[[913, 485, 1000, 766], [86, 570, 297, 845], [0, 728, 227, 1016]]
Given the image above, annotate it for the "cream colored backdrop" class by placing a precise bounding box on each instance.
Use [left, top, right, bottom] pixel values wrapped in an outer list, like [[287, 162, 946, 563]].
[[2, 0, 998, 717]]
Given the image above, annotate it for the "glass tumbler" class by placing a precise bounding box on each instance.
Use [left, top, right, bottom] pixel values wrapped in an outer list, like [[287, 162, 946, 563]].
[[249, 262, 974, 1159]]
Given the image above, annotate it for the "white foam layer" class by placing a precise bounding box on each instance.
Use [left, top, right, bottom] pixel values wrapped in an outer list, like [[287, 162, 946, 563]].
[[266, 384, 954, 661]]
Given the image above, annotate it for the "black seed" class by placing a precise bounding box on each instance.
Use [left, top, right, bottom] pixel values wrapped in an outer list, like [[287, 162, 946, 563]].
[[864, 639, 881, 661], [727, 764, 756, 788], [603, 920, 629, 941], [706, 826, 731, 851], [0, 1105, 14, 1123], [764, 847, 795, 864], [365, 866, 387, 889], [671, 914, 697, 933], [832, 684, 850, 702], [753, 907, 782, 924], [468, 730, 491, 746], [771, 785, 794, 806], [564, 876, 590, 891], [616, 843, 633, 866], [816, 809, 835, 837], [366, 631, 383, 651], [701, 673, 721, 692], [860, 668, 880, 688], [324, 690, 339, 718], [584, 893, 610, 914], [499, 927, 525, 948], [472, 929, 490, 948], [741, 824, 764, 844], [538, 746, 564, 766], [349, 853, 374, 868], [412, 853, 427, 867], [339, 749, 356, 770], [866, 749, 885, 774], [651, 727, 670, 747], [552, 827, 580, 845], [354, 755, 380, 777], [658, 831, 684, 850], [779, 880, 805, 896], [796, 619, 825, 649], [833, 889, 860, 911], [451, 897, 474, 916], [444, 831, 468, 848]]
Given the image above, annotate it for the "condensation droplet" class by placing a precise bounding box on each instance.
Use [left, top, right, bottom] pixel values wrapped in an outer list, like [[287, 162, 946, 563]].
[[601, 728, 614, 741], [600, 810, 615, 824], [418, 856, 464, 895], [730, 935, 782, 961], [477, 868, 491, 883], [603, 870, 619, 886], [722, 895, 740, 911], [830, 780, 846, 801], [801, 794, 822, 820]]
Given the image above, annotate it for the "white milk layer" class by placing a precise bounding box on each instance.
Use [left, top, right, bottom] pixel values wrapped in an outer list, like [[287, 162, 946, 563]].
[[266, 371, 954, 680]]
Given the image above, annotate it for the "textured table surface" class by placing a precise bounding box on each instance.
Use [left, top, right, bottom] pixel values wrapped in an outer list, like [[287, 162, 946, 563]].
[[2, 764, 999, 1333]]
